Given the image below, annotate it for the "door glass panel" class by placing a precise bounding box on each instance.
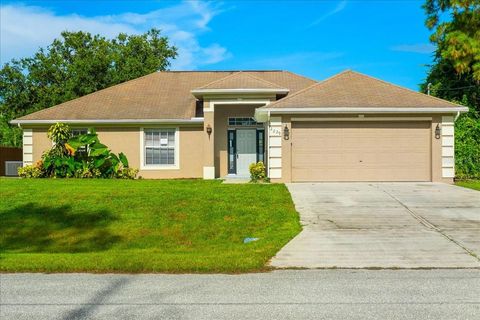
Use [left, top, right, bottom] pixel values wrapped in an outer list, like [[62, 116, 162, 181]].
[[228, 130, 236, 173], [257, 130, 264, 162]]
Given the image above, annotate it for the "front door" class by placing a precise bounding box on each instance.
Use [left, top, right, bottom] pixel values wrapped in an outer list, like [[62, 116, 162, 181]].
[[236, 129, 257, 176]]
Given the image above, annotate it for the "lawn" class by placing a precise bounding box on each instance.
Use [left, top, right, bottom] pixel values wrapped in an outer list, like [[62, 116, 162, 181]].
[[455, 180, 480, 191], [0, 179, 301, 273]]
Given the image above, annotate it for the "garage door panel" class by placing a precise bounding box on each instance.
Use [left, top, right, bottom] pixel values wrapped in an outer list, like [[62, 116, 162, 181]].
[[291, 121, 431, 182]]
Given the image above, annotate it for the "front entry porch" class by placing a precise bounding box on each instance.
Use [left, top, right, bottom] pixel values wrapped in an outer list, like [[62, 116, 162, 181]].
[[202, 102, 269, 180], [227, 126, 265, 177]]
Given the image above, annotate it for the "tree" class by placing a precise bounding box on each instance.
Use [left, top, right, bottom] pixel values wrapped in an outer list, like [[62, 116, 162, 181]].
[[0, 29, 177, 147], [423, 0, 480, 81], [421, 0, 480, 179]]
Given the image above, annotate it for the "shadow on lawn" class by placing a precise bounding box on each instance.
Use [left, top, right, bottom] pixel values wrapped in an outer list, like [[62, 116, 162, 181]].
[[0, 203, 121, 253]]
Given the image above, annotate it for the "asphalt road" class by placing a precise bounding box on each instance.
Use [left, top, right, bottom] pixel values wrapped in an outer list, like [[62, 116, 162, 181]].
[[1, 270, 479, 320]]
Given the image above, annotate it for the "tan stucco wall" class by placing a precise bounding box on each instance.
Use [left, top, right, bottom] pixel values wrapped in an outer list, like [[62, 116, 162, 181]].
[[30, 126, 204, 179], [25, 112, 455, 183], [274, 114, 454, 184], [32, 128, 52, 162]]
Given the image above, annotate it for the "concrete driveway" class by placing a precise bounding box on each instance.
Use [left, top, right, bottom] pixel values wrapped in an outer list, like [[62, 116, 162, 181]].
[[271, 183, 480, 268]]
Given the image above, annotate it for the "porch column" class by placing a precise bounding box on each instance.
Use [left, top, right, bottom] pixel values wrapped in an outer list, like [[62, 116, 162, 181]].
[[203, 101, 215, 179]]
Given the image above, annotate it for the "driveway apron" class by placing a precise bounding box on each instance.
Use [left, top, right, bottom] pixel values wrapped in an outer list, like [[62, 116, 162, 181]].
[[270, 183, 480, 268]]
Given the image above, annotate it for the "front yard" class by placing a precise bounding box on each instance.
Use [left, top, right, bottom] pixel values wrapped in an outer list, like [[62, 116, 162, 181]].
[[455, 180, 480, 191], [0, 179, 301, 273]]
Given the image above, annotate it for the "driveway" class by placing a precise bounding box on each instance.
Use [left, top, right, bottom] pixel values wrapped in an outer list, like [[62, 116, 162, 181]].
[[271, 183, 480, 268]]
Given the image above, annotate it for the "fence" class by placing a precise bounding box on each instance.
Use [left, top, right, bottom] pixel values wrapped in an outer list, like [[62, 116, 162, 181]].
[[0, 146, 23, 176]]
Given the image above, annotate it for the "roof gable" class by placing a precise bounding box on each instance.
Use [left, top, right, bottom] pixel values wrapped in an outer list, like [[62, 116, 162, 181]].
[[265, 70, 460, 109], [196, 71, 285, 90]]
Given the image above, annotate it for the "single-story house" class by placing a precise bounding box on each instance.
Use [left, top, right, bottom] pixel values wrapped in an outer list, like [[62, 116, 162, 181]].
[[11, 70, 468, 183]]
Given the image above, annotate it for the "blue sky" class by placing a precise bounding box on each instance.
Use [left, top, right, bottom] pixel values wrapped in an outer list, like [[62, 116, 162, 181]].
[[0, 0, 435, 90]]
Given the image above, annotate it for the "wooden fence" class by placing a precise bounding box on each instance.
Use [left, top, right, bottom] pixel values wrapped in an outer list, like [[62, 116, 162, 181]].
[[0, 146, 22, 176]]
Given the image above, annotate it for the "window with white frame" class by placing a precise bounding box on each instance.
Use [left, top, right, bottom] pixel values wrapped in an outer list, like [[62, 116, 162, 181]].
[[144, 129, 176, 166]]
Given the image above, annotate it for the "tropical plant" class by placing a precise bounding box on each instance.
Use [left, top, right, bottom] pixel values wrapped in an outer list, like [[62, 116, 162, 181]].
[[19, 123, 138, 179]]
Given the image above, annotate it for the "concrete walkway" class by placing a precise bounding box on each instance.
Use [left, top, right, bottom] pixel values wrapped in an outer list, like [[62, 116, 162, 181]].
[[271, 183, 480, 269]]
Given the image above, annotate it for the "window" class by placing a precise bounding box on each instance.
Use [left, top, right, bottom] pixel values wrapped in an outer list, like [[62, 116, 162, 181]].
[[144, 129, 176, 166], [228, 117, 258, 126], [71, 128, 88, 137]]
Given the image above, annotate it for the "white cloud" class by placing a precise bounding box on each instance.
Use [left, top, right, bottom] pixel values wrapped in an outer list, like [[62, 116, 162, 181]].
[[309, 0, 347, 27], [390, 43, 436, 54], [0, 1, 230, 69]]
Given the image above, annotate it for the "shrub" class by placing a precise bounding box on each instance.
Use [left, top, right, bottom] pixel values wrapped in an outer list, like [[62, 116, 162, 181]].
[[455, 111, 480, 179], [18, 161, 45, 178], [249, 161, 268, 183], [116, 168, 140, 179]]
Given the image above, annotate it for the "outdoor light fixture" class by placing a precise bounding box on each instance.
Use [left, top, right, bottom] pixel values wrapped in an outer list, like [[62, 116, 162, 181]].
[[435, 124, 441, 139], [283, 124, 290, 140], [206, 124, 212, 136]]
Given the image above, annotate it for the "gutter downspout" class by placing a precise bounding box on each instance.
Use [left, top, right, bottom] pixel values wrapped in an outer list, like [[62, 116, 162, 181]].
[[455, 111, 461, 121]]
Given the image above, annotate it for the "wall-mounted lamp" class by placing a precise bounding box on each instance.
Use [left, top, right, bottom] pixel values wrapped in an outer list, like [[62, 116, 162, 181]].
[[435, 124, 441, 139], [283, 124, 290, 140], [206, 124, 212, 136]]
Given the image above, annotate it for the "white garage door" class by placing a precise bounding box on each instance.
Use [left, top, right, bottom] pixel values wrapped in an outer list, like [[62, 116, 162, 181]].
[[291, 121, 431, 182]]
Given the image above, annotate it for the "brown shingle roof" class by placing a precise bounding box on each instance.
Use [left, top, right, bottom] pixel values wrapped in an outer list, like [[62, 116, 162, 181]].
[[196, 71, 286, 90], [15, 71, 316, 121], [264, 70, 461, 109]]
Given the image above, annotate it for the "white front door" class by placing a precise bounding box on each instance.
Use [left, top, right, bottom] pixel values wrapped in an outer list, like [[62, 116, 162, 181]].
[[236, 129, 257, 176]]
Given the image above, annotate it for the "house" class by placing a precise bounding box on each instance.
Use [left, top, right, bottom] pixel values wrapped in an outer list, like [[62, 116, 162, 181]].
[[11, 70, 468, 183]]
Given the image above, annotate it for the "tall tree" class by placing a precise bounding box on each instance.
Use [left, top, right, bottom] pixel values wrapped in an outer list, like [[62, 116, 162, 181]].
[[423, 0, 480, 81], [421, 0, 480, 179], [0, 29, 177, 147]]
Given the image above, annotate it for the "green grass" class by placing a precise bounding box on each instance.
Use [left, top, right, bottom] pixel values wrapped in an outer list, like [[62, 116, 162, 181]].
[[0, 179, 301, 273], [455, 180, 480, 191]]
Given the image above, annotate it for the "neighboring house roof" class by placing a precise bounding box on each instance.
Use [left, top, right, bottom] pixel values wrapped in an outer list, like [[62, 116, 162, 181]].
[[14, 71, 316, 122], [262, 70, 462, 109]]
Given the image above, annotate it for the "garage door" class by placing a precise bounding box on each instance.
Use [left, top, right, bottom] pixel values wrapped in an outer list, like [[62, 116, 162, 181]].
[[291, 121, 431, 182]]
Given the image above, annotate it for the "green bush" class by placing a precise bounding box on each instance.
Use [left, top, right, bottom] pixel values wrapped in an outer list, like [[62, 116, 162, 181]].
[[18, 161, 45, 178], [249, 161, 268, 183], [455, 112, 480, 179], [20, 123, 138, 179], [116, 167, 140, 179]]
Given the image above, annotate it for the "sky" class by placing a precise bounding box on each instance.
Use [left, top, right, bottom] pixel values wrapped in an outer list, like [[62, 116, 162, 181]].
[[0, 0, 436, 90]]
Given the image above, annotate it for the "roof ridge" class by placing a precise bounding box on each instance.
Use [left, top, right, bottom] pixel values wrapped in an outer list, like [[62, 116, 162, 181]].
[[347, 70, 461, 107], [282, 70, 318, 84], [196, 71, 285, 89], [239, 72, 285, 89], [196, 71, 241, 89], [264, 70, 351, 108]]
